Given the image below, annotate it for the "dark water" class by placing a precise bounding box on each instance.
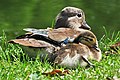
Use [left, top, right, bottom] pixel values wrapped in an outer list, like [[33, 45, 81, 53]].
[[0, 0, 120, 39]]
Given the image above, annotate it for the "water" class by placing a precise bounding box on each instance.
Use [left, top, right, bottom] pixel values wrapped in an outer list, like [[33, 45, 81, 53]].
[[0, 0, 120, 39]]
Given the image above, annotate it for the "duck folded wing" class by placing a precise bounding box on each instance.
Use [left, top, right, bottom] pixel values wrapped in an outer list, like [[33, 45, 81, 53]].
[[9, 31, 62, 47], [48, 28, 81, 41], [23, 28, 82, 42], [9, 38, 55, 48]]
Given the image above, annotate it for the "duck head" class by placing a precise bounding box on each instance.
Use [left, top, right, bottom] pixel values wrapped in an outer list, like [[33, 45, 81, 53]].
[[55, 7, 90, 30], [73, 30, 98, 50]]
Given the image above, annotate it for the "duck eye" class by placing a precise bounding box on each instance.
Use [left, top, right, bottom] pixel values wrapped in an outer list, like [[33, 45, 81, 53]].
[[77, 14, 82, 17]]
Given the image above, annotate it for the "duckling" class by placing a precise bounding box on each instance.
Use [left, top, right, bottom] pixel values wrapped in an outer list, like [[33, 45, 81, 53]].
[[53, 30, 101, 68], [54, 7, 90, 30], [9, 28, 101, 62], [72, 29, 102, 61]]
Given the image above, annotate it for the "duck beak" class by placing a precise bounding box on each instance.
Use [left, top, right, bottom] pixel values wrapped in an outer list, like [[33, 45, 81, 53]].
[[93, 45, 99, 51], [81, 21, 91, 30]]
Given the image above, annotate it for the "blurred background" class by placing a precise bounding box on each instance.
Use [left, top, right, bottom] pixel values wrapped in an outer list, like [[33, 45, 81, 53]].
[[0, 0, 120, 40]]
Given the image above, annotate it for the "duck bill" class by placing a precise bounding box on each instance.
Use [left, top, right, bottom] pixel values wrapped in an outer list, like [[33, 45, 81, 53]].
[[93, 45, 99, 52], [81, 21, 91, 30]]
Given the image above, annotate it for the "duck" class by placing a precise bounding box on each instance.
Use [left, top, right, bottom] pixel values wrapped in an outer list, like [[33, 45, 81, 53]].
[[9, 28, 101, 63], [54, 7, 91, 30], [9, 6, 101, 67], [53, 29, 101, 68]]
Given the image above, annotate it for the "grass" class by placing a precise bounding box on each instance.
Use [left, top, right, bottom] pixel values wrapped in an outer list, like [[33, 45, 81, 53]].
[[0, 29, 120, 80]]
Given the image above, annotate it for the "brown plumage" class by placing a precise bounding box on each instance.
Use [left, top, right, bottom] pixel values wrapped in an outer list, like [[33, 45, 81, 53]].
[[54, 43, 93, 68], [9, 28, 101, 67]]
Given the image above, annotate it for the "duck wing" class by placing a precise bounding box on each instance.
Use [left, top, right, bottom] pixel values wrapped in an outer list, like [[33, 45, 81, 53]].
[[9, 28, 84, 48], [23, 28, 81, 42], [9, 38, 55, 48]]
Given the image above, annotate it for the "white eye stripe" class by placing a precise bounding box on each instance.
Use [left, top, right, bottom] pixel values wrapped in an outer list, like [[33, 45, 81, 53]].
[[67, 16, 76, 20], [67, 15, 82, 21]]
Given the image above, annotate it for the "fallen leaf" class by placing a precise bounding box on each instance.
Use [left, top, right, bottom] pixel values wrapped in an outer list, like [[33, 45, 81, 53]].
[[105, 41, 120, 55], [42, 69, 69, 76], [110, 41, 120, 51]]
